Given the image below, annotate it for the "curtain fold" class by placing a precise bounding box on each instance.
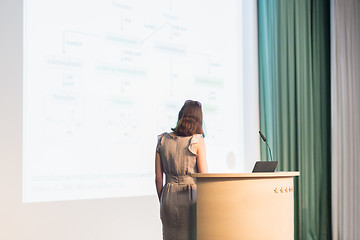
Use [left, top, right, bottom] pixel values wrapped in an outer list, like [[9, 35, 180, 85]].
[[258, 0, 332, 239], [331, 0, 360, 239]]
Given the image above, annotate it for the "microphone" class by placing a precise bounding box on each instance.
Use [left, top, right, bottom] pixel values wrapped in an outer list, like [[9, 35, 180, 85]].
[[259, 131, 273, 162], [259, 131, 267, 142]]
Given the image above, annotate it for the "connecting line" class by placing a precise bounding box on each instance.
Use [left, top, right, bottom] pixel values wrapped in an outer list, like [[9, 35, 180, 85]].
[[140, 22, 168, 44]]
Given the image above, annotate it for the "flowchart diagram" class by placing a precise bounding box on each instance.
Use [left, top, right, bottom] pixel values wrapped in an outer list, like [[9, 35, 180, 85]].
[[23, 0, 242, 202]]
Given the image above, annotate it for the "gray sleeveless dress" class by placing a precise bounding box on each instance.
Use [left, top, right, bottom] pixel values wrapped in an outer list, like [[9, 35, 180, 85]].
[[156, 132, 202, 240]]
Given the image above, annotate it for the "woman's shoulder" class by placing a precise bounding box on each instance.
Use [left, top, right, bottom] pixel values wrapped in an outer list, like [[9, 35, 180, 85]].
[[157, 132, 167, 138], [190, 134, 204, 146], [156, 132, 166, 144], [191, 133, 203, 141], [157, 132, 173, 139], [188, 134, 203, 155], [156, 132, 168, 152]]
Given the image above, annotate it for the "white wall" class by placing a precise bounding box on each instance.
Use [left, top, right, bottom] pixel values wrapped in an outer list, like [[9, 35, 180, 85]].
[[242, 0, 260, 171], [0, 0, 258, 239]]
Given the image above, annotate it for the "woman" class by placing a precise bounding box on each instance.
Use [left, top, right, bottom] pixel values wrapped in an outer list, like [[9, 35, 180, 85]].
[[155, 100, 208, 240]]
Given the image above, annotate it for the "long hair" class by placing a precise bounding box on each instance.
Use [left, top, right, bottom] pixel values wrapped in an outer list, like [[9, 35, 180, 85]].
[[171, 100, 204, 137]]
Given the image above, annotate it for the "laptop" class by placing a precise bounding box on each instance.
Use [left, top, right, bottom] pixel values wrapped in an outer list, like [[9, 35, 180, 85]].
[[252, 161, 278, 173]]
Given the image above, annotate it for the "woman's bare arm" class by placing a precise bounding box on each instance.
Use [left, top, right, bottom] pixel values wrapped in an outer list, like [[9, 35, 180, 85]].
[[196, 137, 208, 173], [155, 151, 163, 201]]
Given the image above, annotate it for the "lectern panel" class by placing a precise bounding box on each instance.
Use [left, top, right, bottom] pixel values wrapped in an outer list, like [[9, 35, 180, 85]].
[[195, 175, 296, 240]]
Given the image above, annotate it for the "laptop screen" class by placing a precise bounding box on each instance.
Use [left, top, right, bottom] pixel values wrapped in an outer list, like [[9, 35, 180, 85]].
[[252, 161, 278, 172]]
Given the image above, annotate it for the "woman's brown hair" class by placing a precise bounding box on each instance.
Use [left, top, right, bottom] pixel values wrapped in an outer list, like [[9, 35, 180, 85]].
[[171, 100, 204, 137]]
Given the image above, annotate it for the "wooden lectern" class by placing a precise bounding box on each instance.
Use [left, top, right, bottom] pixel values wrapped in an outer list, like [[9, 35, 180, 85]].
[[192, 172, 300, 240]]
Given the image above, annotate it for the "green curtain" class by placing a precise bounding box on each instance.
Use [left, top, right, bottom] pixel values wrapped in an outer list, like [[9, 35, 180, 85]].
[[258, 0, 332, 239]]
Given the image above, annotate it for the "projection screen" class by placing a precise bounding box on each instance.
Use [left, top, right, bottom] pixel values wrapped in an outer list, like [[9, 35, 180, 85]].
[[23, 0, 245, 202]]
